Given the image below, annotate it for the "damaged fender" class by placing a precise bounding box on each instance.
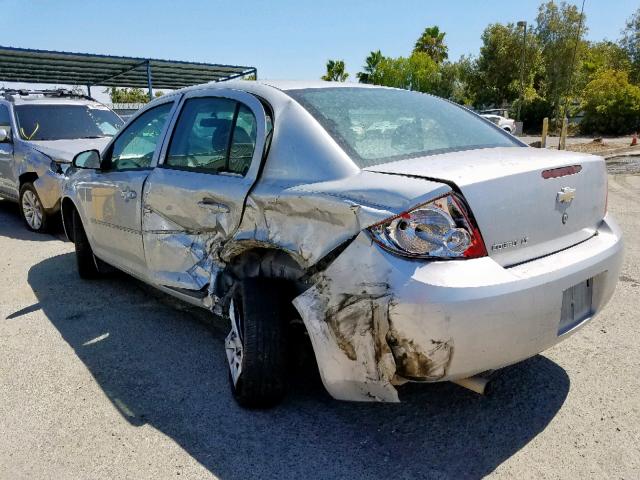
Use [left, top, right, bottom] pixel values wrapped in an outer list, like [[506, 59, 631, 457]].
[[293, 232, 454, 402]]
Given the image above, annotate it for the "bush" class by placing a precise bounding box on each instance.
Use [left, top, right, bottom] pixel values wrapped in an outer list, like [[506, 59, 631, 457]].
[[516, 96, 553, 134], [580, 69, 640, 135]]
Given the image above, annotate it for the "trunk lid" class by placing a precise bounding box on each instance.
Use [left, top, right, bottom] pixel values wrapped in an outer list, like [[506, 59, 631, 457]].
[[366, 147, 607, 267]]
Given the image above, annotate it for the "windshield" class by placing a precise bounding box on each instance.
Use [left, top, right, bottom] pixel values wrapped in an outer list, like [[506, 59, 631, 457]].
[[14, 104, 124, 141], [287, 87, 521, 168]]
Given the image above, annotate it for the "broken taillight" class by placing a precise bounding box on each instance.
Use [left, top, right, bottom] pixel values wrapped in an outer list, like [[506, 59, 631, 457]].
[[368, 193, 487, 259]]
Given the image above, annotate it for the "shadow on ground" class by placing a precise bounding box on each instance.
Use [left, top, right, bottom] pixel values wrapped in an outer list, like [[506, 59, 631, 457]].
[[0, 199, 65, 241], [25, 253, 570, 479]]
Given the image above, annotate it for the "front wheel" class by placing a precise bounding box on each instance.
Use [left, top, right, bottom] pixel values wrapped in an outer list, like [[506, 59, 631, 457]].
[[225, 278, 288, 408], [19, 183, 49, 233]]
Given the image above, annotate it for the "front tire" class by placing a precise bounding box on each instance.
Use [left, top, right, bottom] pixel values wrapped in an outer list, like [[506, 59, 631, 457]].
[[19, 183, 49, 233], [225, 278, 288, 408], [72, 209, 101, 279]]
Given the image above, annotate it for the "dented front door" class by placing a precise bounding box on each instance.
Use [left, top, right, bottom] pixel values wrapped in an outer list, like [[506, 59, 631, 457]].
[[141, 89, 268, 291]]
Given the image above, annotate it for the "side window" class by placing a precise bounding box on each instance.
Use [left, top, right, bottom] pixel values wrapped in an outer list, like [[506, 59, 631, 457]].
[[108, 102, 173, 171], [229, 105, 257, 175], [165, 97, 257, 176], [0, 104, 11, 129]]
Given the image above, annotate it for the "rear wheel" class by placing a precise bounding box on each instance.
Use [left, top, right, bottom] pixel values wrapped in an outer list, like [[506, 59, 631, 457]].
[[72, 209, 101, 279], [225, 278, 288, 408], [19, 183, 49, 233]]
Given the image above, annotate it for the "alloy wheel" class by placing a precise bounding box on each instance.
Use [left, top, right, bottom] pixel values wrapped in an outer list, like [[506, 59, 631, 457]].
[[225, 299, 244, 386], [22, 190, 43, 230]]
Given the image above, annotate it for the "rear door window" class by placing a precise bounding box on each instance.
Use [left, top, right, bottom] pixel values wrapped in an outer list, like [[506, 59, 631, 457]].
[[164, 97, 257, 176]]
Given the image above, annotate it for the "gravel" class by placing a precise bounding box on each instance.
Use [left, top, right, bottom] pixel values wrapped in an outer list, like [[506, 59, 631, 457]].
[[0, 174, 639, 479]]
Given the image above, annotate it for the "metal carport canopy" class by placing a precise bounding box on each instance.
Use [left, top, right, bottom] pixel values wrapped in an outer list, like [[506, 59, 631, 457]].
[[0, 45, 257, 97]]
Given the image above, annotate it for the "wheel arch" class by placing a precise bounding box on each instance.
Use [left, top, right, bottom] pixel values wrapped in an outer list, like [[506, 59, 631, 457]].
[[60, 197, 78, 242], [217, 246, 307, 302], [18, 171, 38, 188]]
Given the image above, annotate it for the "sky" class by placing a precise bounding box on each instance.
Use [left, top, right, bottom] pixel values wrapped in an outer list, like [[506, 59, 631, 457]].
[[1, 0, 637, 103]]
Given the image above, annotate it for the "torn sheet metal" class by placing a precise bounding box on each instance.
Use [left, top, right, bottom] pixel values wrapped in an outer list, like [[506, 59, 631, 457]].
[[294, 277, 398, 402], [142, 205, 224, 291], [293, 232, 453, 402], [220, 174, 428, 268], [140, 165, 449, 306]]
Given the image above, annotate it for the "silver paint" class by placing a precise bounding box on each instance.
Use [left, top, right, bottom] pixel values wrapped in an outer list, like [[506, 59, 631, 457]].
[[0, 95, 113, 211]]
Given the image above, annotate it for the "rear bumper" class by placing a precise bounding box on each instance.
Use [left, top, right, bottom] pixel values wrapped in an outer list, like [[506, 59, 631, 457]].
[[293, 215, 623, 402], [395, 215, 622, 381]]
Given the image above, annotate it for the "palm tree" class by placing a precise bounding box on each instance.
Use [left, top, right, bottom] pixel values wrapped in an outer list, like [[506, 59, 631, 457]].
[[321, 59, 349, 82], [414, 26, 449, 64], [356, 50, 383, 84]]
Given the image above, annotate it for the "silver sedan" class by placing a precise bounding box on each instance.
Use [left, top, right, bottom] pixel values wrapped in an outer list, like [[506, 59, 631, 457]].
[[61, 81, 623, 407]]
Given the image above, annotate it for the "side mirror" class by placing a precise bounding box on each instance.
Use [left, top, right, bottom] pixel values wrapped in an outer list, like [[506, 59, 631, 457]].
[[73, 149, 101, 169], [0, 128, 10, 143]]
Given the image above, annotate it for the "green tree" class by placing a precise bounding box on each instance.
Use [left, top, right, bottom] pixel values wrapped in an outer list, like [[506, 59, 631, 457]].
[[579, 41, 631, 89], [356, 50, 383, 84], [472, 22, 543, 109], [535, 1, 588, 120], [447, 56, 477, 105], [580, 69, 640, 134], [621, 8, 640, 83], [321, 59, 349, 82], [414, 26, 449, 64], [370, 52, 439, 92], [427, 60, 475, 104], [105, 87, 150, 103]]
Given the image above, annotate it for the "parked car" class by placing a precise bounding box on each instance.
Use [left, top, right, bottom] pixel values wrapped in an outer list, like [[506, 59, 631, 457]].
[[481, 113, 517, 134], [62, 81, 622, 407], [0, 89, 124, 232]]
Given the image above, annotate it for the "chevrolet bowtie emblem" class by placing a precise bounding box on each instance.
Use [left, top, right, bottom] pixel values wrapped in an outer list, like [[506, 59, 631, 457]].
[[557, 187, 576, 203]]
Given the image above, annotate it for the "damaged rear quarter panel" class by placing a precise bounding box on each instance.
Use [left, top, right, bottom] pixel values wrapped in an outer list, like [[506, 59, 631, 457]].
[[292, 232, 454, 402], [224, 172, 451, 268]]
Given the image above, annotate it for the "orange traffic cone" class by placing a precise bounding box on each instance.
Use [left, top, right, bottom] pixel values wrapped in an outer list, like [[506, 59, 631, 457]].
[[632, 133, 638, 147]]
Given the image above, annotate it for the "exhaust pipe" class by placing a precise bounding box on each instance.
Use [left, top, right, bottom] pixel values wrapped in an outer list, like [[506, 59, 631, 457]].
[[452, 371, 496, 395]]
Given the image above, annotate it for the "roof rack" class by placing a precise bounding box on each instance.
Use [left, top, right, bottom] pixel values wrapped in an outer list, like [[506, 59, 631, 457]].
[[0, 87, 95, 102]]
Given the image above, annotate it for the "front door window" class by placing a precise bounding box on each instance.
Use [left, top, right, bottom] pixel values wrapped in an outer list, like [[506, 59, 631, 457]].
[[108, 102, 173, 171]]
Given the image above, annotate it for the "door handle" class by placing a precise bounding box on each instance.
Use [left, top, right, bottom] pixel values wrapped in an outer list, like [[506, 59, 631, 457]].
[[197, 198, 230, 213]]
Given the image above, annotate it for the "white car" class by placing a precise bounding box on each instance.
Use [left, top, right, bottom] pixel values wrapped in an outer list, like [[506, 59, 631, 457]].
[[481, 114, 517, 134], [61, 81, 622, 407]]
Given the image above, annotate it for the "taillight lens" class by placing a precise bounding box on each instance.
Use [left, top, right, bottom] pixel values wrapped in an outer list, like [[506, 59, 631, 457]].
[[368, 193, 487, 259]]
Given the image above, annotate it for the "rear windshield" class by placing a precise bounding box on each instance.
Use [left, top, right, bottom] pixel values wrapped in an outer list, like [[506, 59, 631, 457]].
[[287, 87, 520, 168], [15, 104, 124, 141]]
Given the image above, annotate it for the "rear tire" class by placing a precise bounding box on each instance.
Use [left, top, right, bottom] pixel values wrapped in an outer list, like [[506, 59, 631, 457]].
[[72, 209, 100, 279], [225, 278, 288, 408], [19, 183, 49, 233]]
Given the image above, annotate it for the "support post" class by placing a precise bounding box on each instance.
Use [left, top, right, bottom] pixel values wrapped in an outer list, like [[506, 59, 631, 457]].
[[517, 21, 527, 122], [146, 60, 153, 100], [559, 117, 568, 150], [86, 84, 92, 98], [541, 117, 548, 148]]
